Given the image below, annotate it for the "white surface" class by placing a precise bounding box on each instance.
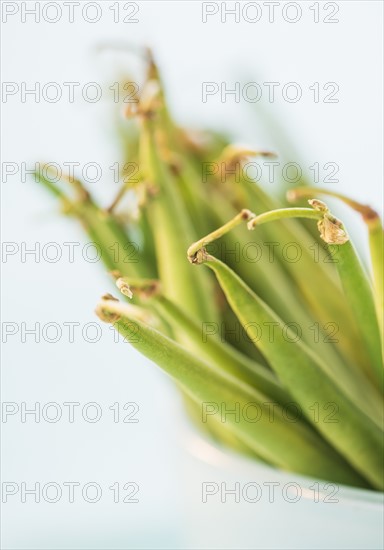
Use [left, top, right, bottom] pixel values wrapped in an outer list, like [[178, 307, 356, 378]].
[[1, 1, 383, 548]]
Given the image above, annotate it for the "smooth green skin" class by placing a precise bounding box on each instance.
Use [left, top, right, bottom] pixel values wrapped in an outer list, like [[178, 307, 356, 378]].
[[107, 308, 370, 488], [244, 203, 384, 413], [77, 201, 144, 277], [281, 185, 384, 367], [203, 256, 384, 489], [368, 222, 384, 350], [332, 240, 383, 389], [139, 118, 219, 326], [242, 179, 339, 272], [33, 172, 67, 200], [200, 191, 323, 330], [198, 194, 379, 409], [143, 66, 218, 238], [250, 208, 323, 225], [174, 162, 215, 237], [152, 287, 380, 430], [34, 172, 145, 278], [242, 204, 384, 419], [152, 295, 294, 409], [182, 393, 262, 459], [244, 180, 369, 373]]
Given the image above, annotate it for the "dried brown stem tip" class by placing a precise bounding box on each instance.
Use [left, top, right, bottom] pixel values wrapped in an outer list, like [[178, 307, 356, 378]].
[[116, 279, 134, 299], [124, 80, 161, 120], [95, 294, 121, 323], [189, 247, 209, 265], [309, 200, 349, 245]]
